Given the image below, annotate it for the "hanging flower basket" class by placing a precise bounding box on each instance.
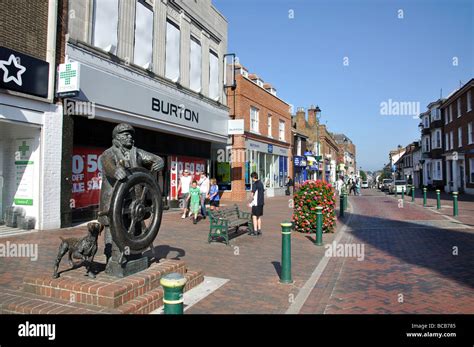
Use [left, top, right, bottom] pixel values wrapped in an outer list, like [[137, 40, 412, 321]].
[[292, 180, 336, 233]]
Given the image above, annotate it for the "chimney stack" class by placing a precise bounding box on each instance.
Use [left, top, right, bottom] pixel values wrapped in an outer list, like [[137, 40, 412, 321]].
[[296, 107, 305, 130], [308, 104, 317, 127]]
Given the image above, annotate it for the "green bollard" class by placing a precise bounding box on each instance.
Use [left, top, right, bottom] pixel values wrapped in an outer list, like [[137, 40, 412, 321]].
[[436, 189, 441, 209], [315, 206, 323, 246], [344, 193, 348, 211], [402, 187, 405, 200], [423, 187, 427, 207], [453, 192, 458, 217], [411, 185, 415, 202], [280, 222, 293, 284], [160, 273, 187, 314], [339, 194, 344, 218]]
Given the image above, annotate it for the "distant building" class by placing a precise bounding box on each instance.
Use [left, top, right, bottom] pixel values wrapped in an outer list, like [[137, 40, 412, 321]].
[[440, 79, 474, 194], [333, 134, 357, 178]]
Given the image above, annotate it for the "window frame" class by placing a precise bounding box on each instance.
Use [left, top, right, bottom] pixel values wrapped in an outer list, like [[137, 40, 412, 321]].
[[189, 36, 202, 93], [250, 106, 260, 133], [279, 120, 285, 141], [133, 0, 154, 67], [164, 19, 181, 83]]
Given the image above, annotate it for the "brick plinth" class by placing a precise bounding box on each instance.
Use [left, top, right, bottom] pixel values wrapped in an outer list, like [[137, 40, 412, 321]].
[[13, 259, 204, 314]]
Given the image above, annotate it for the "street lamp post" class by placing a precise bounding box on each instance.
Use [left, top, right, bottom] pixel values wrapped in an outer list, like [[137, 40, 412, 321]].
[[315, 105, 321, 180]]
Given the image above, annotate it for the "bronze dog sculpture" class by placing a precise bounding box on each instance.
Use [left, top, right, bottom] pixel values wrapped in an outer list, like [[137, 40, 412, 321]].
[[53, 221, 104, 279]]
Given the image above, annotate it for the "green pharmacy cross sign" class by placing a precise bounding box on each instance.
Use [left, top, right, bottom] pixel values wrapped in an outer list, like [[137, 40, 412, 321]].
[[59, 64, 77, 85], [18, 141, 30, 157]]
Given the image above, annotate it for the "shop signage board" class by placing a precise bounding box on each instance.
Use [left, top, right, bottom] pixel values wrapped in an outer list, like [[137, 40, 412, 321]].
[[0, 46, 49, 98], [246, 139, 288, 156], [57, 61, 80, 97], [13, 139, 35, 206], [294, 156, 307, 167], [228, 119, 244, 135], [71, 57, 228, 139]]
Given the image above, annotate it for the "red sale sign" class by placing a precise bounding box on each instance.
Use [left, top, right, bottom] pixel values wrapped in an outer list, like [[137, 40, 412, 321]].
[[169, 155, 207, 200], [71, 147, 104, 209]]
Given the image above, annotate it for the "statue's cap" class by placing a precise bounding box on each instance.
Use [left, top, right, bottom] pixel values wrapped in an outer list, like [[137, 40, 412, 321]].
[[113, 123, 135, 138]]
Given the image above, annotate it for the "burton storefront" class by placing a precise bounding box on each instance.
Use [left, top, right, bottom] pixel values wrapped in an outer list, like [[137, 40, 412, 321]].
[[64, 44, 228, 223]]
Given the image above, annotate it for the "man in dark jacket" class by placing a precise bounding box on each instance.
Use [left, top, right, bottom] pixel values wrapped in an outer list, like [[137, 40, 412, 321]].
[[99, 123, 164, 265]]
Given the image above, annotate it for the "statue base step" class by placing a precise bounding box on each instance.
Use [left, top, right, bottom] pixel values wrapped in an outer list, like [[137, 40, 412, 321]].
[[105, 255, 149, 278], [19, 259, 203, 313]]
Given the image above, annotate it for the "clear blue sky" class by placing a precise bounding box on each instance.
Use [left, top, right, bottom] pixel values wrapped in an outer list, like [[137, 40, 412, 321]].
[[213, 0, 474, 171]]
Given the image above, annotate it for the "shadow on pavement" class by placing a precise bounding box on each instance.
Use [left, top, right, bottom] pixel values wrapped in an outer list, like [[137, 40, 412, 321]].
[[336, 212, 474, 289]]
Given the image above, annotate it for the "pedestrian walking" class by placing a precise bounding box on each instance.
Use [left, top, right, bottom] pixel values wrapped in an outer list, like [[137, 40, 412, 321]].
[[177, 169, 192, 219], [198, 171, 210, 219], [208, 178, 220, 211], [336, 176, 344, 195], [285, 176, 294, 196], [188, 180, 201, 224], [248, 172, 264, 236]]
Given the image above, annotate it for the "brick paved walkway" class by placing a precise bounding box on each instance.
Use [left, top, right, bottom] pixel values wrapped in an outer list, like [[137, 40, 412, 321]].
[[0, 196, 344, 314], [300, 189, 474, 314], [410, 188, 474, 227]]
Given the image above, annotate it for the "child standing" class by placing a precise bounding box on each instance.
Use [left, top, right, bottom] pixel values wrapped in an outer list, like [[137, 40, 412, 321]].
[[208, 178, 220, 211], [188, 180, 201, 224]]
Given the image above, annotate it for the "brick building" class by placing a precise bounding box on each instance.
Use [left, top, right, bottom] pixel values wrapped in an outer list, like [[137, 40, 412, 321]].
[[292, 106, 343, 183], [333, 133, 357, 178], [226, 63, 292, 201], [292, 126, 309, 184], [0, 0, 64, 230], [319, 125, 339, 183], [440, 79, 474, 194]]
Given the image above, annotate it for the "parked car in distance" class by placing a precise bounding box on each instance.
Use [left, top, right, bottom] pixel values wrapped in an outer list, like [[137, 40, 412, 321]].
[[382, 179, 393, 192], [361, 181, 369, 188], [389, 180, 407, 194]]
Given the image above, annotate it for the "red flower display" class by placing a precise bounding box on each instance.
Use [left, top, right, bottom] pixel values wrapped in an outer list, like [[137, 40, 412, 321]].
[[292, 180, 336, 233]]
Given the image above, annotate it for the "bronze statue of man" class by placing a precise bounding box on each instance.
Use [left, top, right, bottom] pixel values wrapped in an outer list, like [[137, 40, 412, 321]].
[[99, 123, 164, 266]]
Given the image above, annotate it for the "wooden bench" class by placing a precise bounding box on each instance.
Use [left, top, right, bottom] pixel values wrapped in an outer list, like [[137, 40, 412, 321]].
[[207, 204, 253, 245]]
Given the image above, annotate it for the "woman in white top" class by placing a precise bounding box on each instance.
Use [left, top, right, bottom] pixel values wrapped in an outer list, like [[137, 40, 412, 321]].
[[178, 169, 192, 218]]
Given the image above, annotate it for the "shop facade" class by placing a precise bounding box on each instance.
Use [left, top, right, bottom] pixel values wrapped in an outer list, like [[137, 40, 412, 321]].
[[0, 0, 63, 231], [245, 139, 289, 197], [64, 43, 229, 223], [62, 0, 229, 224]]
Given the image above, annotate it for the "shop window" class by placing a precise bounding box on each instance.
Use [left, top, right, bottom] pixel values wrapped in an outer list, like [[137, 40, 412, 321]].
[[165, 20, 180, 82], [209, 50, 219, 100], [92, 0, 119, 53], [134, 0, 153, 68], [189, 37, 202, 92]]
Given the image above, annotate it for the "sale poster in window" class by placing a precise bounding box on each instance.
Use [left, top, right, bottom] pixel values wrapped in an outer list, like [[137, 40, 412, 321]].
[[169, 156, 207, 200], [71, 147, 104, 209]]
